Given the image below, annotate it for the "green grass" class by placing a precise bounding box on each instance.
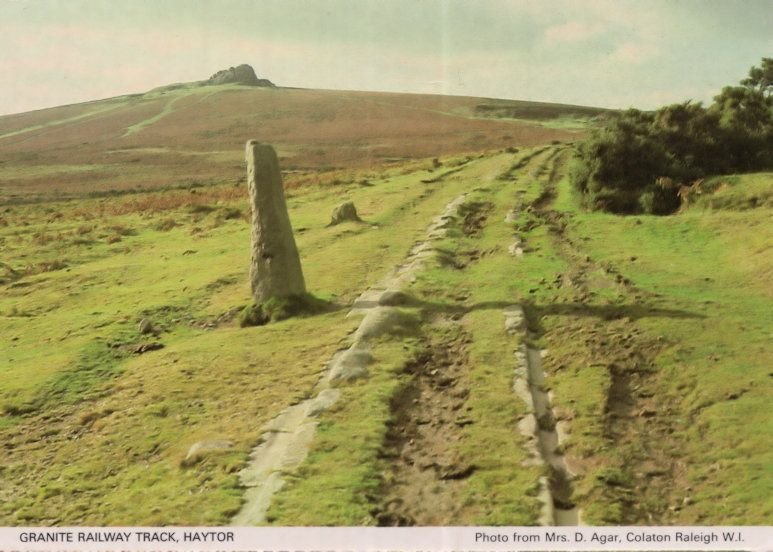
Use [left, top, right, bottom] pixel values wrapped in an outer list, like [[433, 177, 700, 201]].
[[691, 172, 773, 211], [0, 154, 513, 524], [543, 171, 773, 523], [266, 338, 420, 525], [1, 147, 769, 525], [2, 314, 354, 524]]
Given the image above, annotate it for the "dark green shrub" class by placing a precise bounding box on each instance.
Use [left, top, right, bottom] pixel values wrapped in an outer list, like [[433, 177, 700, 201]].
[[571, 58, 773, 215], [638, 182, 680, 215]]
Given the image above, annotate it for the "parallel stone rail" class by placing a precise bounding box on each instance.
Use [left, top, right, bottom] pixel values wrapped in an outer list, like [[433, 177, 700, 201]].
[[231, 193, 468, 525]]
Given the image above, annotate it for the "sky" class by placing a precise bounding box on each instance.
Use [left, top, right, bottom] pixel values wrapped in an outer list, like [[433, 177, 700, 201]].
[[0, 0, 771, 116]]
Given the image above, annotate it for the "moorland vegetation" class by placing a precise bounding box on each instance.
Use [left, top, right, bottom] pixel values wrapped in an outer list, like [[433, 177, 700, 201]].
[[0, 64, 770, 526], [571, 58, 773, 214]]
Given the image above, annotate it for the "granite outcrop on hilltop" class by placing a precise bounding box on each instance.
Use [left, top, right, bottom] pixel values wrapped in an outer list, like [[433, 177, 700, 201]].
[[206, 64, 275, 87]]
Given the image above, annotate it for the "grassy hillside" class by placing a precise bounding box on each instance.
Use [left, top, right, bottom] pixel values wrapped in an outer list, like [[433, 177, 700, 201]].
[[0, 85, 602, 203], [0, 86, 769, 526], [1, 141, 770, 524]]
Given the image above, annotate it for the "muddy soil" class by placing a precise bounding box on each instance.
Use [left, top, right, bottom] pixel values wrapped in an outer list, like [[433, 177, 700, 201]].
[[374, 325, 477, 526], [374, 195, 498, 525], [459, 201, 494, 237]]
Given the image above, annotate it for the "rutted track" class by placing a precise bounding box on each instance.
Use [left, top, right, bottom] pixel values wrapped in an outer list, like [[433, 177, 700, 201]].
[[231, 191, 469, 525], [373, 199, 495, 526], [234, 145, 679, 525], [375, 327, 475, 525], [509, 147, 684, 523], [503, 149, 580, 526], [373, 148, 582, 526]]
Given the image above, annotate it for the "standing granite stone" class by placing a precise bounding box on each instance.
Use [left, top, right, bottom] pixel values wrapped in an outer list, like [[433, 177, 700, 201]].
[[246, 140, 306, 302]]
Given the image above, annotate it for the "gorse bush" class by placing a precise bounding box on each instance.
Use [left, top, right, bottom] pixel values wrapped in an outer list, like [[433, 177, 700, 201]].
[[572, 58, 773, 214]]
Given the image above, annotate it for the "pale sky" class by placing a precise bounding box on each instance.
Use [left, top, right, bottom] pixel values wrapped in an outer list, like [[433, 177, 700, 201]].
[[1, 0, 771, 116]]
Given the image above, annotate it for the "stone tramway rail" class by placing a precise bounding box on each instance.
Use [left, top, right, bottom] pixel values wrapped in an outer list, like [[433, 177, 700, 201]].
[[232, 181, 469, 524], [232, 143, 579, 525], [503, 152, 580, 527]]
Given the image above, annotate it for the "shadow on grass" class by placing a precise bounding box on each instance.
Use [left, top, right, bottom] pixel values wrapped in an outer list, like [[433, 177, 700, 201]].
[[353, 293, 705, 325], [527, 301, 706, 321]]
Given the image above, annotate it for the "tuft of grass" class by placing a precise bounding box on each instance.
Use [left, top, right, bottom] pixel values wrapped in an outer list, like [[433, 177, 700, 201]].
[[219, 207, 244, 220], [237, 302, 268, 327], [261, 293, 331, 322], [239, 293, 333, 327], [153, 217, 177, 231]]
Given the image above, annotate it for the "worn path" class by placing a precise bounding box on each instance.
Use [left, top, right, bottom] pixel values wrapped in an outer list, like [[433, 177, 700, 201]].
[[231, 190, 469, 525]]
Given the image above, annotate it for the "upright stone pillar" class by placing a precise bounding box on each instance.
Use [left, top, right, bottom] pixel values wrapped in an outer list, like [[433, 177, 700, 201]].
[[245, 140, 306, 302]]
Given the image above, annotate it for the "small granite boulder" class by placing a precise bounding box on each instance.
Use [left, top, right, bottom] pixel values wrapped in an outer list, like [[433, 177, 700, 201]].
[[138, 318, 154, 335], [329, 201, 361, 226]]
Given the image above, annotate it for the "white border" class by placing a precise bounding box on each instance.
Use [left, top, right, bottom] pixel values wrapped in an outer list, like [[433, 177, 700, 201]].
[[2, 526, 772, 552]]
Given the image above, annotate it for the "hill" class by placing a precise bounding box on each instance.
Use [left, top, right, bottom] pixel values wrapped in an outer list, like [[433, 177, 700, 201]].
[[0, 80, 769, 527], [0, 83, 605, 203]]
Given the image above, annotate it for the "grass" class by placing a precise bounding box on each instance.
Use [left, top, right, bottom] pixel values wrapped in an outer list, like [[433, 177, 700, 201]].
[[238, 293, 332, 327], [3, 315, 353, 524], [690, 172, 773, 211], [265, 339, 420, 525], [526, 169, 772, 524], [1, 137, 770, 525], [0, 153, 513, 524], [572, 189, 771, 523]]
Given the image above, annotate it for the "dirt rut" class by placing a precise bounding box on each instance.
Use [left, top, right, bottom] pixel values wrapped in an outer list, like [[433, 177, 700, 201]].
[[516, 150, 683, 523], [231, 192, 470, 525], [375, 326, 476, 526], [373, 196, 498, 526]]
